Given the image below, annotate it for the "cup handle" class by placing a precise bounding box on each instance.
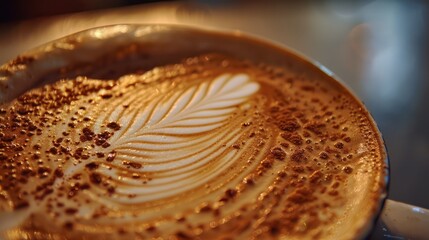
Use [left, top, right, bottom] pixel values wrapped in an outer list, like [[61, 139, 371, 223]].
[[381, 199, 429, 240]]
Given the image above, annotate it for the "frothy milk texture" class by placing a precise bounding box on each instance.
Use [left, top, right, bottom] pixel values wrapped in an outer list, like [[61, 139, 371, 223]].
[[0, 50, 386, 238]]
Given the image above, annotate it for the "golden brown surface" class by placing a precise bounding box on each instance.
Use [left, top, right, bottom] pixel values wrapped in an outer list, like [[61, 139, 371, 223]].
[[0, 53, 386, 239]]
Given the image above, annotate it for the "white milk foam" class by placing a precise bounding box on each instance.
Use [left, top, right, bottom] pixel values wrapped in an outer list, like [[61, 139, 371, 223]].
[[82, 73, 259, 203]]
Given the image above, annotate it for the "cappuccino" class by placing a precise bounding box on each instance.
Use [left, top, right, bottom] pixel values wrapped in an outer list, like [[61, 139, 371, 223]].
[[0, 25, 387, 239]]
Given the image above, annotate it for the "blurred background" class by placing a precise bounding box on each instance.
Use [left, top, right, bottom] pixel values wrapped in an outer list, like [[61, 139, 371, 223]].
[[1, 0, 428, 238]]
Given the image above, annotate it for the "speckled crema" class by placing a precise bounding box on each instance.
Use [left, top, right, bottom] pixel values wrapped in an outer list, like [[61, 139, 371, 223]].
[[0, 52, 386, 239]]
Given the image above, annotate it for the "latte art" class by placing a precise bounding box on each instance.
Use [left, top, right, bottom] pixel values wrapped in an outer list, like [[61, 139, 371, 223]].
[[0, 26, 387, 240], [75, 73, 260, 205], [0, 56, 279, 238]]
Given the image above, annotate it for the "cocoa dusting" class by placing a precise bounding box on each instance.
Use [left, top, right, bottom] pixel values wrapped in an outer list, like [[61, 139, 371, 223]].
[[291, 149, 307, 162], [122, 161, 142, 169], [309, 171, 323, 184], [14, 201, 29, 209], [81, 127, 95, 141], [319, 152, 329, 159], [334, 142, 344, 149], [85, 162, 99, 170], [64, 208, 78, 215], [287, 187, 315, 204], [107, 186, 116, 194], [101, 142, 110, 148], [270, 147, 286, 160], [63, 222, 74, 230], [106, 122, 121, 131], [9, 55, 35, 66], [225, 189, 237, 198], [231, 143, 241, 149], [277, 119, 300, 132], [37, 167, 51, 178], [89, 173, 102, 184], [49, 147, 58, 155], [176, 231, 191, 239], [281, 132, 303, 145], [101, 93, 113, 99], [106, 151, 116, 162], [0, 52, 385, 239], [304, 122, 326, 135], [54, 168, 64, 178], [94, 131, 112, 146], [342, 166, 353, 174]]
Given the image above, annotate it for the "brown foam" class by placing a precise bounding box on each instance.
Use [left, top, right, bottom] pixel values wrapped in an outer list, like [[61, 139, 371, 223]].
[[0, 53, 387, 239], [0, 25, 387, 240]]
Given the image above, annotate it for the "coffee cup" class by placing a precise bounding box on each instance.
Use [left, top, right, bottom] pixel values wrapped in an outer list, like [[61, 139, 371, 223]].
[[0, 24, 427, 240]]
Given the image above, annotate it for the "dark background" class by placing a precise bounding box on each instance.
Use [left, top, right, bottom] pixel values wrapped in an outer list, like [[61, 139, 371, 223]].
[[1, 0, 428, 238], [0, 0, 168, 22]]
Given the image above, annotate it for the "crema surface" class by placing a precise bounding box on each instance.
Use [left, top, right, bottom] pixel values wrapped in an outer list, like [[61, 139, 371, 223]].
[[0, 26, 387, 240]]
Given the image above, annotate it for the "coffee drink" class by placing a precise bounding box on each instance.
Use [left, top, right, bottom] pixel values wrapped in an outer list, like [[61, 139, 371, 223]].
[[0, 25, 387, 239]]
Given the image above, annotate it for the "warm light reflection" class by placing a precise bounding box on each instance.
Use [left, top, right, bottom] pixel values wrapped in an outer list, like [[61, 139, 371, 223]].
[[90, 25, 129, 39], [0, 3, 182, 64], [134, 25, 170, 37]]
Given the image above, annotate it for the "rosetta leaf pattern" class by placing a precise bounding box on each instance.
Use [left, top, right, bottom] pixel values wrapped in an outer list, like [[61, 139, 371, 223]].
[[112, 73, 259, 145], [90, 73, 260, 203]]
